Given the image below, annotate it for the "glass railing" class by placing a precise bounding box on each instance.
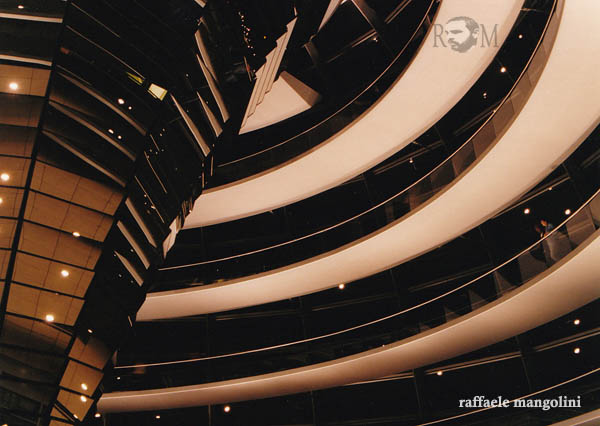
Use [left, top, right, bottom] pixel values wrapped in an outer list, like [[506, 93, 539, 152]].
[[210, 0, 439, 184], [114, 183, 600, 389], [158, 0, 561, 287]]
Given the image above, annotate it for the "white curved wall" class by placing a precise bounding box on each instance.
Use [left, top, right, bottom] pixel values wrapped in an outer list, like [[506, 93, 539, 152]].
[[185, 0, 524, 227], [99, 228, 600, 412], [137, 0, 600, 320]]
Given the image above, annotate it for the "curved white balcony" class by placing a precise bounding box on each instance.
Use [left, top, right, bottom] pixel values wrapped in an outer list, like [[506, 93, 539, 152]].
[[98, 226, 600, 412], [136, 0, 600, 320], [185, 0, 524, 227]]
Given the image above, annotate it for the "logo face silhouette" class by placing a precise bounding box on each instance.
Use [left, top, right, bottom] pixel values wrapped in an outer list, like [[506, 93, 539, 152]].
[[433, 16, 498, 52], [445, 16, 479, 52]]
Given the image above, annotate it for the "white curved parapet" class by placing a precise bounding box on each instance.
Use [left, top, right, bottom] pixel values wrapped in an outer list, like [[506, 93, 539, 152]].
[[137, 0, 600, 320], [184, 0, 524, 227], [99, 228, 600, 412]]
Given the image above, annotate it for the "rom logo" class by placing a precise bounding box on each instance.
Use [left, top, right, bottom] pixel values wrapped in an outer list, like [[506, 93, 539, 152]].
[[433, 16, 498, 52]]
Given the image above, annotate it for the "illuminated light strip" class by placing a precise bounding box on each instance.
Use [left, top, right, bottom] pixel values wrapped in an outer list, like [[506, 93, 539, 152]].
[[0, 54, 52, 67], [117, 221, 150, 269], [0, 12, 62, 23], [125, 198, 157, 248], [170, 95, 211, 156]]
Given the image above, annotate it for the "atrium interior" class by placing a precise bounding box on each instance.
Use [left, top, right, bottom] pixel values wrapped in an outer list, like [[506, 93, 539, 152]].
[[0, 0, 599, 425]]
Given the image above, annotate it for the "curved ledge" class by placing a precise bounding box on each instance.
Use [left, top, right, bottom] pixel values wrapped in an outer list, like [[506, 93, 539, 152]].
[[98, 227, 600, 412], [184, 0, 524, 227], [136, 0, 600, 320]]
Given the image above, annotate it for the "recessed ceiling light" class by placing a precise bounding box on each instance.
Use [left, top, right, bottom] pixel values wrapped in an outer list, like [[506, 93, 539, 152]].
[[17, 4, 25, 9], [518, 34, 523, 39], [81, 383, 88, 391], [0, 197, 3, 204], [0, 173, 9, 181], [500, 66, 507, 73], [436, 371, 443, 376], [573, 319, 580, 325], [128, 106, 132, 110], [338, 284, 345, 290], [223, 405, 231, 413], [116, 376, 121, 380], [573, 347, 581, 354], [117, 135, 122, 140], [108, 129, 114, 134], [74, 414, 78, 419], [155, 415, 161, 419], [565, 209, 571, 215], [9, 82, 18, 90], [61, 269, 70, 277], [95, 413, 101, 418], [80, 395, 87, 402], [482, 92, 487, 99], [117, 98, 125, 105], [523, 208, 530, 215], [45, 314, 55, 322], [72, 231, 81, 237], [88, 328, 93, 333]]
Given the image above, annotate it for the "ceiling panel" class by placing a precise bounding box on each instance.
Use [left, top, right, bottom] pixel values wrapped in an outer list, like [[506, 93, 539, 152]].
[[0, 63, 50, 96], [0, 124, 36, 156], [25, 191, 113, 241], [18, 221, 101, 269], [31, 161, 123, 214], [6, 282, 84, 325], [0, 217, 16, 248], [2, 314, 70, 354], [0, 187, 24, 218], [0, 155, 31, 187], [70, 335, 112, 370], [13, 252, 94, 298], [60, 359, 103, 397], [0, 93, 43, 127]]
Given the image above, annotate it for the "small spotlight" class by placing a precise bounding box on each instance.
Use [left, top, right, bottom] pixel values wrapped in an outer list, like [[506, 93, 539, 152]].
[[482, 92, 487, 99], [117, 98, 125, 105], [9, 82, 19, 90], [500, 66, 507, 73], [548, 187, 553, 191], [45, 314, 55, 322], [1, 173, 10, 181], [523, 208, 530, 215], [518, 34, 523, 39], [61, 269, 70, 277], [0, 197, 3, 204], [573, 319, 581, 326], [95, 413, 101, 418], [436, 371, 443, 376], [338, 284, 345, 290], [81, 383, 88, 391], [80, 395, 87, 402], [573, 347, 581, 354], [88, 328, 93, 334], [409, 158, 414, 164], [155, 415, 161, 419], [108, 129, 114, 134], [72, 231, 81, 237], [564, 209, 571, 215], [128, 106, 132, 110], [223, 405, 231, 413], [116, 376, 121, 380], [117, 135, 122, 140], [17, 4, 24, 8], [74, 415, 78, 419]]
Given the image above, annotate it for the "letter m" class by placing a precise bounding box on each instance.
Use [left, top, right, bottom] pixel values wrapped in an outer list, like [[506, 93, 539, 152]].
[[481, 23, 498, 47]]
